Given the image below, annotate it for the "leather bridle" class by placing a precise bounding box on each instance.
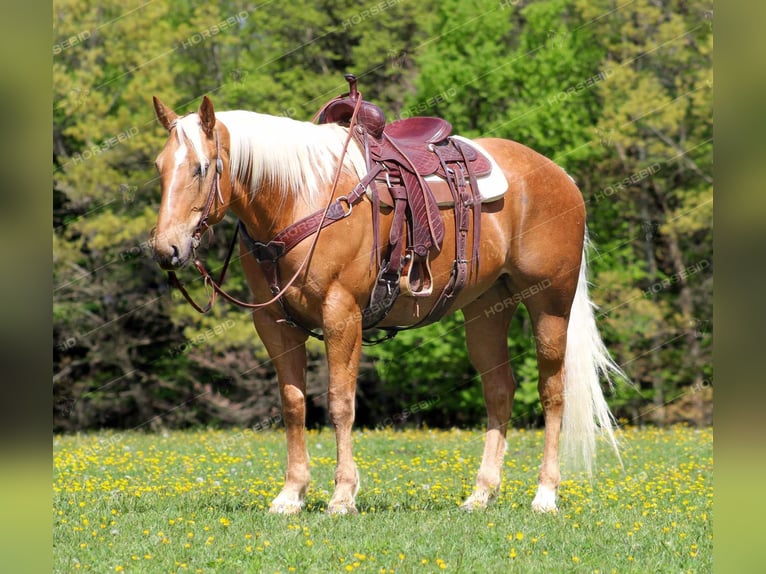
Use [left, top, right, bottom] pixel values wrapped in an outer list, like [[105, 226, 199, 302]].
[[191, 130, 225, 244]]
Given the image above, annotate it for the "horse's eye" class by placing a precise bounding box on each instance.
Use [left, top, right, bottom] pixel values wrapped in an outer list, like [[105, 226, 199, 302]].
[[193, 165, 202, 177]]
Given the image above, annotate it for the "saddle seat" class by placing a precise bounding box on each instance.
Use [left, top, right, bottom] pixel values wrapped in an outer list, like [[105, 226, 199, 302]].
[[380, 117, 452, 176], [384, 117, 452, 146]]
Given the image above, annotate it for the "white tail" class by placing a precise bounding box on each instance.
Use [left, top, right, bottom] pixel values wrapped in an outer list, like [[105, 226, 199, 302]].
[[562, 233, 625, 473]]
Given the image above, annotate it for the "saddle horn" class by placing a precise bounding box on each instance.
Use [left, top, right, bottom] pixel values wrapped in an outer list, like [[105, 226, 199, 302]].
[[318, 73, 386, 139], [345, 73, 359, 100]]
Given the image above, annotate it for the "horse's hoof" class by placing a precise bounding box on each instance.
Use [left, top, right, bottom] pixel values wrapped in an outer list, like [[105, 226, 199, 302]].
[[327, 502, 358, 516], [459, 491, 493, 511], [531, 486, 558, 513], [459, 500, 486, 512], [531, 501, 558, 513], [268, 499, 304, 515]]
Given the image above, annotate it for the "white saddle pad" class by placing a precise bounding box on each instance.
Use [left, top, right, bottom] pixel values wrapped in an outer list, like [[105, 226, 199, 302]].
[[425, 136, 508, 204]]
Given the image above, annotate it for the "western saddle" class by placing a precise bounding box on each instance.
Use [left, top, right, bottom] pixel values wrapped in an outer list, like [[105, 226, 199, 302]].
[[241, 74, 492, 340]]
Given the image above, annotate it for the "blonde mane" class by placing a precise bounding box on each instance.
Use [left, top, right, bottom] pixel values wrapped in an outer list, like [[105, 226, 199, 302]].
[[175, 110, 367, 207]]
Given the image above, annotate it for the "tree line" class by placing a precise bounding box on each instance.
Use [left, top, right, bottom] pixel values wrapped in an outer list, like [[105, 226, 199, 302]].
[[53, 0, 712, 432]]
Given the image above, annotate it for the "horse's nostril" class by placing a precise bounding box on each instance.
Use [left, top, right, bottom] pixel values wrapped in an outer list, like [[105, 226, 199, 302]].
[[170, 244, 182, 265]]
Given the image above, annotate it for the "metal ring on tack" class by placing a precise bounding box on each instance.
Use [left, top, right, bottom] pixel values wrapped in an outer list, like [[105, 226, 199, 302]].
[[336, 195, 353, 217]]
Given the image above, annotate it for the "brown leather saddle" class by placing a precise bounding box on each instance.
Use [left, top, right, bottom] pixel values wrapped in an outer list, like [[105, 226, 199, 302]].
[[239, 75, 495, 341], [316, 75, 491, 329]]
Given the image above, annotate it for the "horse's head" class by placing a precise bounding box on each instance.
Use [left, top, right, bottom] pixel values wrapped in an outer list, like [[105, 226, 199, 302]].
[[150, 95, 230, 270]]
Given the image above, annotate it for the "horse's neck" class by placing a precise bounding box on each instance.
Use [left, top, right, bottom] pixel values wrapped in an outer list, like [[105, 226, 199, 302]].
[[229, 178, 322, 241], [221, 112, 349, 240]]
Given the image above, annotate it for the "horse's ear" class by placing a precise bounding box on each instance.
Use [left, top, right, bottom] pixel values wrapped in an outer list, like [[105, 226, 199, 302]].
[[198, 95, 216, 138], [153, 96, 178, 132]]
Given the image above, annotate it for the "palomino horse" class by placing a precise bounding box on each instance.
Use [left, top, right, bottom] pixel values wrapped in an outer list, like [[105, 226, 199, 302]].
[[150, 95, 622, 515]]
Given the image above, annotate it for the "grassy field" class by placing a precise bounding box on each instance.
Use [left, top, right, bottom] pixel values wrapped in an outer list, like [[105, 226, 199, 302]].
[[53, 425, 712, 573]]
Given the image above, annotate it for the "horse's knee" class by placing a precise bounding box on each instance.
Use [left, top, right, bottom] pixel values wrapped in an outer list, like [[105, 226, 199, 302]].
[[281, 384, 306, 421], [327, 392, 355, 426]]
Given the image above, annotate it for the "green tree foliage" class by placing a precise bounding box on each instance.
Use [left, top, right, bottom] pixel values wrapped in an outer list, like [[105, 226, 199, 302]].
[[573, 0, 713, 423], [53, 0, 712, 431]]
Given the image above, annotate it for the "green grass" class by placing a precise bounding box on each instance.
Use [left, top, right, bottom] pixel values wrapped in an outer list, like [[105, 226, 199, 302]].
[[53, 426, 712, 573]]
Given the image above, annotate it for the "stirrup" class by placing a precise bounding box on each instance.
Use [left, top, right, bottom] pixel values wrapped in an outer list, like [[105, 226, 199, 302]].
[[400, 254, 434, 297]]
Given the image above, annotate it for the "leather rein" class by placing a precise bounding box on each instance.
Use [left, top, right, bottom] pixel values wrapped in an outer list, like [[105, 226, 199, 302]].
[[167, 97, 366, 322]]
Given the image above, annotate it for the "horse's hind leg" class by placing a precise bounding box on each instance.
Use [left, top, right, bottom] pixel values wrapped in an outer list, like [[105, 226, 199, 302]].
[[525, 296, 572, 513], [460, 283, 517, 511]]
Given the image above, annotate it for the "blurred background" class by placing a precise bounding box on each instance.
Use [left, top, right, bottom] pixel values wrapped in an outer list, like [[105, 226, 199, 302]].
[[52, 0, 713, 433]]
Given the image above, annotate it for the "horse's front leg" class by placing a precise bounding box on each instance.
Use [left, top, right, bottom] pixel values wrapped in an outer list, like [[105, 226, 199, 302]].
[[251, 308, 310, 515], [322, 285, 363, 515]]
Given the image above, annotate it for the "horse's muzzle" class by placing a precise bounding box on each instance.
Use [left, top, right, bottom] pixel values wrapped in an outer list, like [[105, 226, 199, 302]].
[[150, 230, 193, 271]]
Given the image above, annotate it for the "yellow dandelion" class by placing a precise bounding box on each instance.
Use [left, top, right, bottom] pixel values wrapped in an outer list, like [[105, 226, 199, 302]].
[[509, 548, 517, 559], [572, 556, 581, 563]]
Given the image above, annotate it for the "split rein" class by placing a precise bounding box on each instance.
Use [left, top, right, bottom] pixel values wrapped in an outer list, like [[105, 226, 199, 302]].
[[166, 96, 365, 317]]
